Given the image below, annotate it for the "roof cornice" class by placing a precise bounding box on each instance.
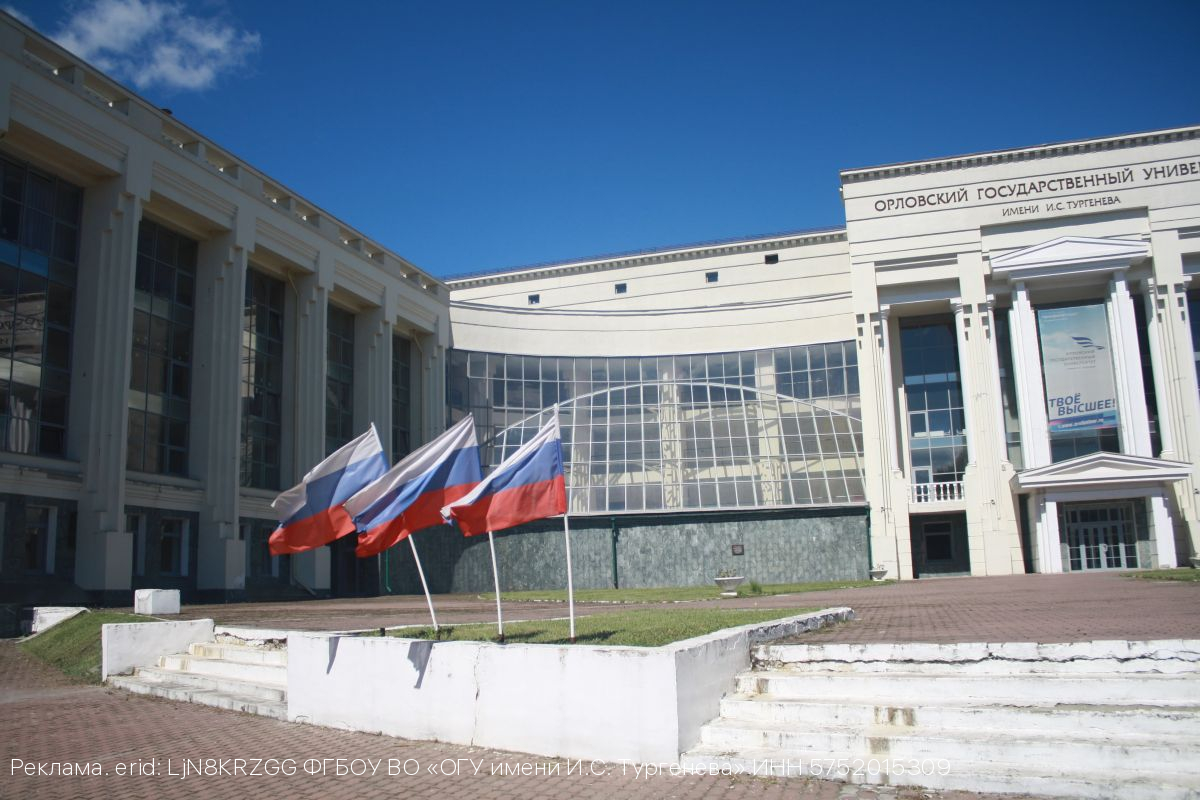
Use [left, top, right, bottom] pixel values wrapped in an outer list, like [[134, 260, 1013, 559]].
[[840, 125, 1200, 185], [445, 227, 847, 288]]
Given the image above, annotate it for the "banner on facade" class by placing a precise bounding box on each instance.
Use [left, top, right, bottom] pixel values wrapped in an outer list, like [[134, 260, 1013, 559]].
[[1037, 303, 1119, 433]]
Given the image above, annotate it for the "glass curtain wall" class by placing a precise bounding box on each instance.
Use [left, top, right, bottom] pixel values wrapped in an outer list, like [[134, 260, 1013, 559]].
[[0, 156, 81, 457], [899, 319, 967, 489], [127, 219, 196, 475], [325, 305, 355, 454], [240, 269, 284, 489], [392, 334, 411, 459], [447, 342, 864, 514]]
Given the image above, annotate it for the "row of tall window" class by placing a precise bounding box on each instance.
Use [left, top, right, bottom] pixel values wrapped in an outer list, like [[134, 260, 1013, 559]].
[[447, 344, 866, 514], [0, 155, 416, 492]]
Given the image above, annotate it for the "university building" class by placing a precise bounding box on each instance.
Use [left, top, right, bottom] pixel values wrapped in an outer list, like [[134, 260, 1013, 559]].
[[0, 13, 1197, 604]]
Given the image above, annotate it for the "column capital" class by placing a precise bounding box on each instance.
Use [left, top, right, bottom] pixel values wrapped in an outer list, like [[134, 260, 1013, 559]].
[[951, 297, 966, 316], [877, 304, 891, 322]]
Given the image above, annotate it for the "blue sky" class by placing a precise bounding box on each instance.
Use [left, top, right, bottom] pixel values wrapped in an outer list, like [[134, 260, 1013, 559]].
[[6, 1, 1200, 277]]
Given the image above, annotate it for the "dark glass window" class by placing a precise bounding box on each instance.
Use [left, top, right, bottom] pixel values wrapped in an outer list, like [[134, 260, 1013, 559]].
[[158, 517, 186, 576], [240, 269, 284, 489], [23, 505, 51, 574], [127, 219, 196, 475], [392, 334, 411, 459], [993, 309, 1023, 469], [901, 319, 968, 485], [0, 157, 81, 457], [326, 305, 355, 454]]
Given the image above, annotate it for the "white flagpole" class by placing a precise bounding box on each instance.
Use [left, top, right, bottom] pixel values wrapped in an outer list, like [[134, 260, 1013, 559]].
[[563, 512, 576, 643], [407, 535, 438, 632], [487, 531, 504, 642]]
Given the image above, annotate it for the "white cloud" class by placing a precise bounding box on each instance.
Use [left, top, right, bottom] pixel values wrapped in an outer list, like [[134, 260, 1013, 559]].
[[50, 0, 259, 92], [2, 6, 35, 27]]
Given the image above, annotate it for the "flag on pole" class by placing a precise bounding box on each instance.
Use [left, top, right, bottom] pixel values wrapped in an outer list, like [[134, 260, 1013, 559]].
[[441, 413, 566, 536], [345, 415, 483, 557], [269, 426, 388, 555]]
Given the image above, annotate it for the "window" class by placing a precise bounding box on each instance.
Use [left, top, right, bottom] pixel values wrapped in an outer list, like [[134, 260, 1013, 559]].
[[23, 505, 53, 575], [326, 304, 355, 454], [127, 219, 196, 475], [158, 517, 187, 576], [528, 294, 540, 305], [705, 272, 718, 283], [764, 254, 779, 265], [241, 269, 284, 489], [128, 513, 145, 577], [446, 343, 864, 514], [901, 319, 968, 486], [392, 334, 412, 458], [244, 518, 286, 580], [0, 156, 82, 457], [614, 283, 627, 295]]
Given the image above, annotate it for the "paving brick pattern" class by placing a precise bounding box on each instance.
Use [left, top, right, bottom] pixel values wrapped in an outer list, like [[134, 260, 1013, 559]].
[[169, 572, 1200, 645], [1, 643, 1028, 800], [6, 571, 1195, 799]]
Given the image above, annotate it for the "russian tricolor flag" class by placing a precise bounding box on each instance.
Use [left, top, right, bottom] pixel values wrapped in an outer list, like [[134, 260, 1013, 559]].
[[269, 427, 388, 556], [441, 413, 567, 537], [344, 415, 483, 557]]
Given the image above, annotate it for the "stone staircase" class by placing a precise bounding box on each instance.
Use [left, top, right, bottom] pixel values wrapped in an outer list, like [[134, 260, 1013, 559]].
[[681, 640, 1200, 799], [108, 639, 288, 720]]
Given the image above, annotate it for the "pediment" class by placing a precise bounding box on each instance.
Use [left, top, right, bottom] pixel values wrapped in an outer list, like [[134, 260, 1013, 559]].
[[1015, 451, 1191, 491], [991, 237, 1149, 282]]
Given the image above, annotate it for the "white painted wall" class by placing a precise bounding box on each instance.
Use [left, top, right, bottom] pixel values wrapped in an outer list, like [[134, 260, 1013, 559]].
[[101, 619, 215, 680], [287, 609, 851, 763]]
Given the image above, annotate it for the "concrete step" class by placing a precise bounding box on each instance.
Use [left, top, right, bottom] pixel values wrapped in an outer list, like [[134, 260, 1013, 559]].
[[157, 653, 287, 685], [719, 694, 1200, 738], [188, 642, 288, 666], [131, 665, 286, 702], [680, 744, 1200, 800], [739, 669, 1200, 706], [697, 716, 1200, 775], [109, 674, 287, 720], [753, 640, 1200, 675]]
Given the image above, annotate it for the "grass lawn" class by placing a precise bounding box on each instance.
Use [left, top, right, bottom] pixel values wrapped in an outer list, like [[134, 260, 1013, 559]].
[[20, 610, 152, 683], [478, 579, 890, 604], [382, 606, 818, 647], [1123, 568, 1200, 582]]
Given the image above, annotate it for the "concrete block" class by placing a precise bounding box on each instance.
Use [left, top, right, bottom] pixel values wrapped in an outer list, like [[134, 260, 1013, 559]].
[[28, 607, 87, 634], [134, 589, 180, 615]]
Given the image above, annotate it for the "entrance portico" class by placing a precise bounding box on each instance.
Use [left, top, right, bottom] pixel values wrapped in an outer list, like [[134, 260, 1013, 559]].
[[1014, 451, 1190, 572]]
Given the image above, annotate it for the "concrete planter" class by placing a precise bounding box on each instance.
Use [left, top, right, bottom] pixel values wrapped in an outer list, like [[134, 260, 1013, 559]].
[[714, 576, 745, 596], [869, 566, 889, 581]]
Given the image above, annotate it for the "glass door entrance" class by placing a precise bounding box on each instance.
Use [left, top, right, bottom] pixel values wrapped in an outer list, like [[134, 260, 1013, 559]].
[[1063, 504, 1138, 570]]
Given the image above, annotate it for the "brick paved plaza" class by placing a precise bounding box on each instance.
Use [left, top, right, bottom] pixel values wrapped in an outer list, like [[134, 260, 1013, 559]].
[[4, 572, 1198, 800]]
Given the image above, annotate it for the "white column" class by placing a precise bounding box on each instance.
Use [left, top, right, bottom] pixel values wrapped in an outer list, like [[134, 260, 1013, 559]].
[[355, 306, 392, 457], [1033, 495, 1064, 574], [1009, 282, 1051, 469], [72, 174, 144, 594], [290, 268, 330, 591], [1141, 280, 1173, 457], [1148, 491, 1178, 569], [952, 299, 976, 466], [1107, 271, 1152, 457], [192, 229, 249, 596]]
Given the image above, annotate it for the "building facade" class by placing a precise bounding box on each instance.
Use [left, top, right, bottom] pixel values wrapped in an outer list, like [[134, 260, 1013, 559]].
[[0, 13, 1197, 604]]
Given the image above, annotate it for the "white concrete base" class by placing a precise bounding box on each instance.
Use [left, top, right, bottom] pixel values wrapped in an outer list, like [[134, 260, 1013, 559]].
[[286, 608, 854, 764], [25, 606, 87, 635], [134, 589, 180, 615]]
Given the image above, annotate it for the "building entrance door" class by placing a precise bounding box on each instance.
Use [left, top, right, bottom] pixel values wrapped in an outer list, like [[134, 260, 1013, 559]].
[[910, 512, 970, 577], [1063, 504, 1138, 571]]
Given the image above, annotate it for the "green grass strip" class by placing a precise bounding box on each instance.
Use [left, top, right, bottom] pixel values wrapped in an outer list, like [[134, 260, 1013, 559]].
[[20, 610, 152, 683], [382, 606, 818, 647], [477, 579, 889, 604], [1123, 568, 1200, 582]]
